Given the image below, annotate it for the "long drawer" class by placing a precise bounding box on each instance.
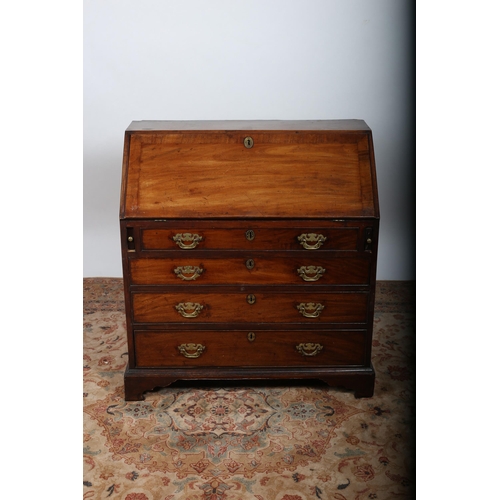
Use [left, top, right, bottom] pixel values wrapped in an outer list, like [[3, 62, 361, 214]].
[[140, 227, 359, 251], [132, 291, 368, 324], [134, 329, 367, 368], [130, 254, 370, 286]]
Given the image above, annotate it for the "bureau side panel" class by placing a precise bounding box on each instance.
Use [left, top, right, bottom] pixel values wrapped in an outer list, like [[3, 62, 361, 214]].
[[364, 217, 379, 364], [119, 132, 132, 219], [120, 220, 137, 367]]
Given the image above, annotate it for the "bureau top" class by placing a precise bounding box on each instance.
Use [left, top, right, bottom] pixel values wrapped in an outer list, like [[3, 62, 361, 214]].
[[120, 120, 379, 220], [126, 120, 372, 132]]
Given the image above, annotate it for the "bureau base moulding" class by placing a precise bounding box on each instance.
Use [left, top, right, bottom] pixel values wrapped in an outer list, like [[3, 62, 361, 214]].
[[123, 364, 376, 401]]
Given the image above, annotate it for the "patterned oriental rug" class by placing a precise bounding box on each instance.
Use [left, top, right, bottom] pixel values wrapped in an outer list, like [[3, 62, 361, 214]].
[[83, 279, 415, 500]]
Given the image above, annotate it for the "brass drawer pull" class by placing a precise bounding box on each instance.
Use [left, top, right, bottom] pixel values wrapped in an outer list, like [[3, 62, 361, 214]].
[[297, 265, 326, 282], [174, 265, 204, 281], [175, 302, 204, 318], [297, 233, 327, 250], [173, 233, 203, 249], [178, 343, 206, 358], [297, 302, 325, 318], [296, 343, 324, 357]]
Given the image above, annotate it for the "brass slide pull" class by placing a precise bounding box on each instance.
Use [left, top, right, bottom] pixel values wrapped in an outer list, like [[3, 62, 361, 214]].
[[297, 265, 326, 282], [175, 302, 204, 318], [178, 343, 206, 358], [174, 265, 204, 281], [297, 302, 325, 318], [173, 233, 203, 249], [296, 343, 324, 357], [297, 233, 327, 250]]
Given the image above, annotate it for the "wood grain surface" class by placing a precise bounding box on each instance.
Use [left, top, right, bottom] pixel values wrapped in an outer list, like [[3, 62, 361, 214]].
[[129, 254, 371, 286], [121, 128, 376, 219], [133, 329, 367, 368], [141, 226, 359, 251], [132, 291, 368, 323]]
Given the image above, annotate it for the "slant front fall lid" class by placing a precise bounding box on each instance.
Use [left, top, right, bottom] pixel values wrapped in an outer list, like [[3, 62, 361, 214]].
[[120, 120, 379, 219]]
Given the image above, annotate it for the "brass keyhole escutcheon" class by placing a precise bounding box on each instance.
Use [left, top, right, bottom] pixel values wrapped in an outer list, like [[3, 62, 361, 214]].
[[247, 294, 256, 305], [245, 229, 255, 241], [244, 136, 254, 148], [248, 332, 256, 342], [246, 258, 255, 270]]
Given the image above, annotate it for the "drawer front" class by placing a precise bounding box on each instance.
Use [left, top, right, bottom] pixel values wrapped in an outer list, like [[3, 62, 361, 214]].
[[130, 255, 370, 286], [134, 329, 367, 367], [132, 292, 368, 324], [141, 227, 358, 251]]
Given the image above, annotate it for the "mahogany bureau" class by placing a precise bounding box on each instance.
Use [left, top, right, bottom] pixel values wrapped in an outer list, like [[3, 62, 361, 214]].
[[120, 120, 379, 401]]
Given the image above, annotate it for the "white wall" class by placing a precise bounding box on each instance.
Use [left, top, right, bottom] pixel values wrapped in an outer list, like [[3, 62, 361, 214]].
[[83, 0, 415, 279]]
